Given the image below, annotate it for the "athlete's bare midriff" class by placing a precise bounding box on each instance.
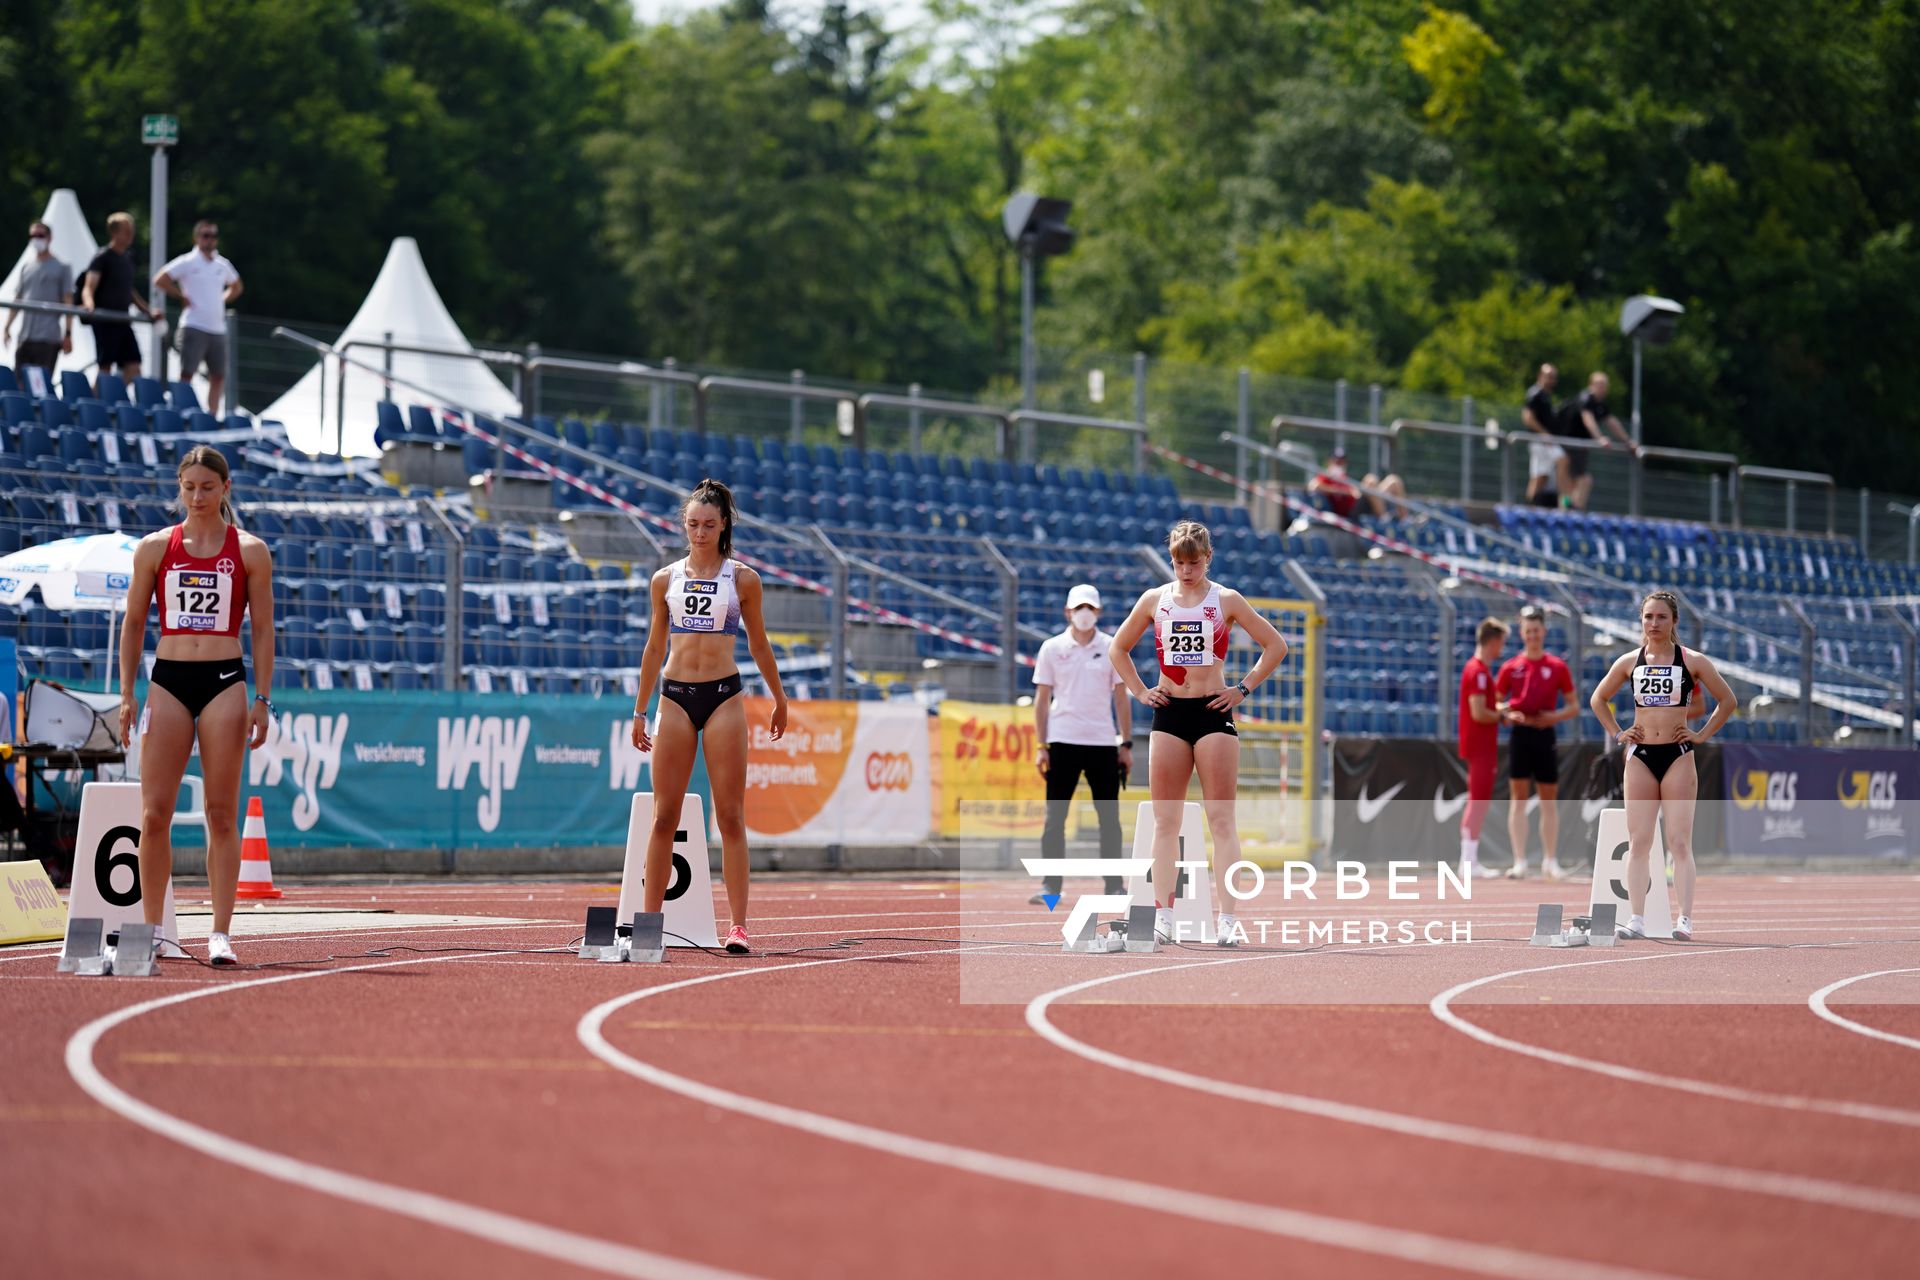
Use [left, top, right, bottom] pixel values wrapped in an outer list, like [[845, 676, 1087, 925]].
[[661, 632, 739, 683]]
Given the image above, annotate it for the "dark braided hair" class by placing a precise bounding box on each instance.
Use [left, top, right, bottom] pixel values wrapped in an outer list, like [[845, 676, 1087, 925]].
[[684, 478, 735, 557]]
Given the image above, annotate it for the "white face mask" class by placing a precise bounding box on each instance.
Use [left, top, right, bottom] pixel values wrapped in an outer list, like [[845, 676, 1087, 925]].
[[29, 237, 48, 254], [1070, 608, 1097, 633]]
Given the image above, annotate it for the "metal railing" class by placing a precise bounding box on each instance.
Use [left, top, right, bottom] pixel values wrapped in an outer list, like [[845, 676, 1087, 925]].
[[1733, 465, 1838, 535]]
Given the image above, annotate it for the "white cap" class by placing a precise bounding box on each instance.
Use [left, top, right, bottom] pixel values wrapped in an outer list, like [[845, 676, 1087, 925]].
[[1066, 584, 1101, 610]]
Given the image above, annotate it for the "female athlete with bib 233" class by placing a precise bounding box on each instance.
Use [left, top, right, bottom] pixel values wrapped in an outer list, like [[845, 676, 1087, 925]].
[[118, 445, 274, 966], [1589, 590, 1737, 941], [631, 480, 788, 954], [1110, 521, 1288, 947]]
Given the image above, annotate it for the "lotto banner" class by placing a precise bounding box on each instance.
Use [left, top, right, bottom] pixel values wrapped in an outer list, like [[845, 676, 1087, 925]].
[[228, 689, 707, 849], [740, 698, 930, 846], [1723, 744, 1919, 858], [938, 700, 1046, 838]]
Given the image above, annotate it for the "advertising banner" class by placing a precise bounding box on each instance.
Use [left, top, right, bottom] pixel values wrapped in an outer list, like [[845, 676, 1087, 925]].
[[1723, 743, 1918, 858], [237, 690, 704, 849], [938, 700, 1046, 838], [1331, 737, 1725, 863], [741, 698, 930, 846]]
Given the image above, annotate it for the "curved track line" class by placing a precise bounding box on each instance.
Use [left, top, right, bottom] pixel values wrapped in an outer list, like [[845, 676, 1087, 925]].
[[1809, 969, 1920, 1052], [1025, 954, 1920, 1220], [578, 949, 1679, 1280], [64, 954, 759, 1280], [1431, 948, 1920, 1128]]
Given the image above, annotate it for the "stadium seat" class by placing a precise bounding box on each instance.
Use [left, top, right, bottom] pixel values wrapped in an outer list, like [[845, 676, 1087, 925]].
[[169, 381, 201, 412], [132, 376, 166, 409]]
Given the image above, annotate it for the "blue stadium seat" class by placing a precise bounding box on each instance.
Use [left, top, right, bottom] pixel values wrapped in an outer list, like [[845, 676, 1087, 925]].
[[374, 402, 405, 447], [132, 377, 166, 409], [169, 381, 201, 412]]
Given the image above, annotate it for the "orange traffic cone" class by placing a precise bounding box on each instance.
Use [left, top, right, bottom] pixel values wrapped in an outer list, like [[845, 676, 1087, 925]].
[[236, 796, 283, 900]]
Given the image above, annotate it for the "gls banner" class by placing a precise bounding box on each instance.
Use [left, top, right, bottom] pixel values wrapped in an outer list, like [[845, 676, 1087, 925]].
[[1723, 743, 1918, 858], [1332, 738, 1726, 863], [234, 690, 707, 848]]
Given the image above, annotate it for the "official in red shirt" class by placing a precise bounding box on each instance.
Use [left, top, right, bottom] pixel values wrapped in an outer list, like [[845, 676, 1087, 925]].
[[1456, 617, 1508, 879], [1495, 607, 1577, 879]]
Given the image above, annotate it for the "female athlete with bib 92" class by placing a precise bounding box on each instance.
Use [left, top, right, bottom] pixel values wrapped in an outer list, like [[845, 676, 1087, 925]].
[[117, 445, 274, 966], [1111, 521, 1288, 947], [1589, 590, 1737, 941], [631, 480, 787, 954]]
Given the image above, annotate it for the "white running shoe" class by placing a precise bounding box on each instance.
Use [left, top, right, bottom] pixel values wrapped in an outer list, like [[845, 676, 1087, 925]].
[[1504, 863, 1528, 880], [1215, 914, 1242, 948], [1616, 915, 1646, 940], [156, 938, 188, 960], [1472, 863, 1501, 880], [207, 932, 238, 967], [1541, 861, 1569, 881], [1153, 908, 1174, 945], [1673, 916, 1693, 941]]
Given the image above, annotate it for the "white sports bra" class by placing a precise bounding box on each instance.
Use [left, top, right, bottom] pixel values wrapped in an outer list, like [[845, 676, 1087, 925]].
[[666, 557, 741, 636]]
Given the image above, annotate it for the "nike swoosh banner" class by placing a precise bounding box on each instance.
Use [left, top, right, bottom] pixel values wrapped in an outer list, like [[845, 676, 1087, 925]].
[[1330, 737, 1724, 863]]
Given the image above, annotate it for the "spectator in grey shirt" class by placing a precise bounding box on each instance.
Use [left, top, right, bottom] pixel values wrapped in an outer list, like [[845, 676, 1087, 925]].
[[5, 220, 75, 386]]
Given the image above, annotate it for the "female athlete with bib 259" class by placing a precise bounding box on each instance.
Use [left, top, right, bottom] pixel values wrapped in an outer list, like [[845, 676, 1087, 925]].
[[1589, 590, 1737, 941], [117, 445, 274, 966], [631, 480, 787, 954], [1111, 521, 1288, 946]]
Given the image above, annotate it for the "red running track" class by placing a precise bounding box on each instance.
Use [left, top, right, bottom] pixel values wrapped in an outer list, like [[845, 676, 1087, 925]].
[[5, 873, 1920, 1278]]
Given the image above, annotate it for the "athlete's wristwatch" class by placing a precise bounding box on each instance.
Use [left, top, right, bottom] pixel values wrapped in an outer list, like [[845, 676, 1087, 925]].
[[1236, 681, 1252, 700]]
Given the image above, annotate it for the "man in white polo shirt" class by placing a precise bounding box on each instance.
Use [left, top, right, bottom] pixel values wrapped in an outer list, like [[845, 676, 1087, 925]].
[[153, 219, 243, 413], [1030, 583, 1133, 905]]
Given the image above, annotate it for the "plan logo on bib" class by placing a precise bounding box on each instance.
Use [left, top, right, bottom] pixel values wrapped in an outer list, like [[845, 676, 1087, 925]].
[[247, 711, 349, 831], [437, 715, 531, 832]]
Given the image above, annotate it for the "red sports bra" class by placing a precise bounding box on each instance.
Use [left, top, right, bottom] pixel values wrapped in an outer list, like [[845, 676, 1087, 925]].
[[157, 523, 246, 639]]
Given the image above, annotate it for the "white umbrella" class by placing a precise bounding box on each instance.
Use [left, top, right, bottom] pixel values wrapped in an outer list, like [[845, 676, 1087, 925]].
[[0, 533, 139, 689]]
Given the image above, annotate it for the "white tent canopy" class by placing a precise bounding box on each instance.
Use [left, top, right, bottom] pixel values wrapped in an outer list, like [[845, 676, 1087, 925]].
[[1, 188, 159, 386], [260, 237, 520, 457]]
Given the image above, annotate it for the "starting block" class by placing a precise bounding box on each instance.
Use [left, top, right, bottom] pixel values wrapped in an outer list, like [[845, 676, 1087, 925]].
[[1528, 901, 1619, 948], [57, 919, 159, 977], [1061, 913, 1126, 954], [578, 906, 667, 963], [1123, 902, 1159, 954]]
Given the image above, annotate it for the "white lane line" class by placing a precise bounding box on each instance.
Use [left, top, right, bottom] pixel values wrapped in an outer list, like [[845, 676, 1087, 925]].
[[1809, 969, 1920, 1052], [64, 955, 760, 1280], [578, 953, 1679, 1280], [1431, 949, 1920, 1127], [1025, 955, 1920, 1220]]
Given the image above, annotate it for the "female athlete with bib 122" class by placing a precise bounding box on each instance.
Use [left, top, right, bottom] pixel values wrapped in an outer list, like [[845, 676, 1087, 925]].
[[1111, 521, 1288, 946], [118, 445, 274, 966], [1589, 590, 1737, 941], [631, 480, 787, 954]]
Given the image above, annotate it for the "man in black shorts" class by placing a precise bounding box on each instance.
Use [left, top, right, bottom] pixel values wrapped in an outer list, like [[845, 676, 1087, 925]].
[[82, 211, 158, 381], [1496, 607, 1577, 878], [1521, 363, 1562, 508], [1553, 371, 1632, 511]]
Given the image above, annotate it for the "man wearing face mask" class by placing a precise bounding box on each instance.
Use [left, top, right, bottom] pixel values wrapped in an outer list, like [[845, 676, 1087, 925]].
[[1029, 584, 1132, 905], [5, 221, 74, 385]]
